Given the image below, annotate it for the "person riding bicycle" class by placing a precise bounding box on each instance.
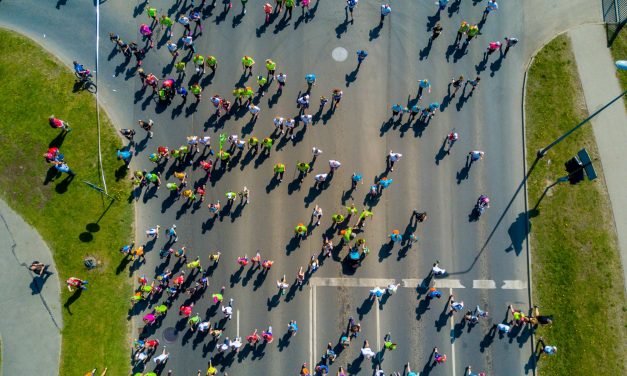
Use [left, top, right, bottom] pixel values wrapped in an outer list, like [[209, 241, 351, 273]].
[[73, 61, 90, 79]]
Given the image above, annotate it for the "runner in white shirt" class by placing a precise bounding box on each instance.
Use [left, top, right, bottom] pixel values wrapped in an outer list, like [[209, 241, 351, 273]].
[[312, 147, 323, 159], [249, 104, 260, 118], [301, 114, 313, 125], [230, 336, 243, 352], [388, 150, 403, 171], [153, 347, 169, 364], [329, 159, 342, 171], [284, 118, 296, 139], [273, 117, 285, 134]]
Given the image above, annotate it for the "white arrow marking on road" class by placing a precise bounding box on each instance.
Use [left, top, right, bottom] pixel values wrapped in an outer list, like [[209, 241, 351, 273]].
[[501, 280, 527, 289], [473, 280, 497, 289]]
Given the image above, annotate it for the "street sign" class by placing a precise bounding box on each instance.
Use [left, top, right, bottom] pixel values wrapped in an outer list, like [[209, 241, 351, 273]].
[[577, 148, 597, 181]]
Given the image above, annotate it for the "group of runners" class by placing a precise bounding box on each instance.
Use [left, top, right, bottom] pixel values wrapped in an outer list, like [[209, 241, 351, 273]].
[[48, 0, 558, 375]]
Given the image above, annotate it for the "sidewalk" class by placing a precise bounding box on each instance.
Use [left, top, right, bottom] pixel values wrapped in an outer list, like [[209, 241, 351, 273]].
[[0, 198, 62, 376], [569, 24, 627, 290]]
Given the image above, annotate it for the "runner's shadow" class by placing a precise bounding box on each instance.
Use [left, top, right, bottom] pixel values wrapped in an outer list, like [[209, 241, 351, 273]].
[[475, 54, 489, 74], [369, 22, 383, 41], [426, 10, 441, 31], [253, 271, 268, 291], [335, 18, 350, 39], [347, 354, 364, 375], [241, 266, 256, 287], [273, 16, 290, 34], [63, 288, 83, 315], [419, 38, 433, 60], [356, 297, 374, 320], [490, 54, 504, 76], [277, 331, 292, 351], [345, 66, 359, 87], [251, 341, 267, 359], [267, 294, 281, 311], [456, 156, 471, 183], [448, 0, 462, 17], [232, 10, 245, 28], [434, 137, 448, 165], [434, 303, 450, 332], [285, 236, 301, 255], [377, 242, 394, 262], [452, 42, 469, 62]]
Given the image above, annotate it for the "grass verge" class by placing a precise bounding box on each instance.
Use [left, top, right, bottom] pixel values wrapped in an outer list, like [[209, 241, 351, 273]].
[[0, 28, 133, 374], [526, 34, 627, 374], [609, 29, 627, 108]]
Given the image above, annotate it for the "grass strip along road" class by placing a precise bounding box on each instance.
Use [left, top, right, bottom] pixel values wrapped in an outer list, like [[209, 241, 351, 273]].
[[609, 30, 627, 108], [526, 34, 627, 375], [0, 28, 133, 374]]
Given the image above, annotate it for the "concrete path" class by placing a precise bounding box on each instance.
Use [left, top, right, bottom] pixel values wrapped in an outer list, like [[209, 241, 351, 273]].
[[0, 199, 62, 376], [570, 24, 627, 290]]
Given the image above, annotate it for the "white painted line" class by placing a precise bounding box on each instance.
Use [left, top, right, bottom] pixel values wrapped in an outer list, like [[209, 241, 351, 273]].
[[308, 277, 396, 287], [433, 279, 465, 289], [501, 280, 527, 289], [309, 286, 313, 368], [313, 286, 317, 363], [449, 288, 457, 376], [376, 301, 381, 350], [401, 278, 424, 288], [472, 280, 496, 289], [236, 309, 240, 337]]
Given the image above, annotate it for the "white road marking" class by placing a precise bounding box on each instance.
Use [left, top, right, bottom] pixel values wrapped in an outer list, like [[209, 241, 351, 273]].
[[473, 280, 497, 289], [308, 277, 396, 287], [401, 278, 424, 288], [501, 280, 527, 289], [310, 277, 523, 290], [434, 279, 465, 289], [376, 302, 381, 350], [236, 310, 240, 337], [331, 47, 348, 62], [449, 289, 457, 376], [313, 286, 317, 364], [309, 287, 313, 368]]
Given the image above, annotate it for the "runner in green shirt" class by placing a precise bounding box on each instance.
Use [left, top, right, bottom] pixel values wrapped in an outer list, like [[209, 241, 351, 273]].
[[248, 136, 259, 152], [193, 54, 205, 74], [207, 55, 218, 72], [147, 7, 157, 21], [160, 15, 174, 37], [265, 58, 276, 77], [262, 137, 273, 154], [256, 75, 268, 96]]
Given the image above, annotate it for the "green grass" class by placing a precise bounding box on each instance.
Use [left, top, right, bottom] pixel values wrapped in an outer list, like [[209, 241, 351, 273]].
[[609, 29, 627, 107], [526, 34, 627, 375], [0, 29, 133, 374]]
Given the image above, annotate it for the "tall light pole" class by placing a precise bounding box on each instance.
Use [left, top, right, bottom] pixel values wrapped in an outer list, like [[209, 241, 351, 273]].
[[537, 62, 627, 158]]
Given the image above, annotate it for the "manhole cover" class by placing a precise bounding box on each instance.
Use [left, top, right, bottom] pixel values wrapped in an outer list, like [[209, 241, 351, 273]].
[[163, 327, 178, 343], [332, 47, 348, 62]]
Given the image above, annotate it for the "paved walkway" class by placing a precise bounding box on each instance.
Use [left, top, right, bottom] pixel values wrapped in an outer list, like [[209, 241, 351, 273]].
[[569, 24, 627, 290], [0, 198, 62, 376]]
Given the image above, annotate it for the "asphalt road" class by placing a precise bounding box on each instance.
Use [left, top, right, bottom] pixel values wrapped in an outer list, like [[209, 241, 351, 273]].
[[1, 0, 602, 375]]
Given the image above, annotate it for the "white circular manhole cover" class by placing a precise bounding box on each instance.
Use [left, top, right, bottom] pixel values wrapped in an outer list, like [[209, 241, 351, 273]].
[[332, 47, 348, 62]]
